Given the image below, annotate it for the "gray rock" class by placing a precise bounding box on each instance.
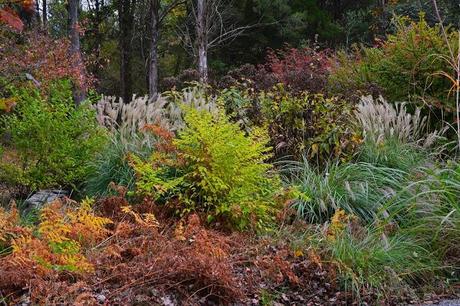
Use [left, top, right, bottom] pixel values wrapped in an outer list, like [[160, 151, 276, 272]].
[[96, 294, 106, 304], [23, 189, 69, 213], [161, 295, 177, 306]]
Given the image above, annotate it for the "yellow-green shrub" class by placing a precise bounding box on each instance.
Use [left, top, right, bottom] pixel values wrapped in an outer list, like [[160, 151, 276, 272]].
[[133, 107, 282, 230], [0, 80, 107, 190]]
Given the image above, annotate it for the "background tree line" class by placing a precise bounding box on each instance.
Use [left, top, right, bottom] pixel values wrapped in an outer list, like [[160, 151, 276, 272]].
[[4, 0, 460, 101]]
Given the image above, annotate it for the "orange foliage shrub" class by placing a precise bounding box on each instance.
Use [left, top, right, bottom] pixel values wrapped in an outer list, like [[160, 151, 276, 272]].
[[92, 213, 244, 304], [0, 199, 111, 300], [0, 201, 21, 247], [0, 197, 349, 305], [0, 1, 35, 32]]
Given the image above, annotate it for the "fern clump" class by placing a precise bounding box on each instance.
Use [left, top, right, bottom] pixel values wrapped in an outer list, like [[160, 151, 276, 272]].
[[133, 107, 282, 230], [1, 199, 111, 275], [0, 203, 20, 253]]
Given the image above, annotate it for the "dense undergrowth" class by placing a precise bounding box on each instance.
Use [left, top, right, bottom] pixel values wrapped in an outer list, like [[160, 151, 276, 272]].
[[1, 13, 460, 306]]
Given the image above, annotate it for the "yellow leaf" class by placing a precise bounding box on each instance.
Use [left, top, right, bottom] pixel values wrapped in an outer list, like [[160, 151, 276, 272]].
[[294, 249, 304, 257]]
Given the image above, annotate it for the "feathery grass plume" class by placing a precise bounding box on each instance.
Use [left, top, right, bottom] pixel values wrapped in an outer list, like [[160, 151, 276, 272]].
[[94, 86, 218, 139], [166, 85, 218, 114], [94, 95, 179, 136], [356, 95, 442, 148]]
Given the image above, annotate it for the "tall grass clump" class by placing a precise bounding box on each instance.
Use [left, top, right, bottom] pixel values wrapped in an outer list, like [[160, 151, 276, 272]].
[[85, 132, 155, 197], [355, 95, 442, 171], [292, 161, 454, 300], [316, 224, 439, 299], [284, 95, 441, 224], [283, 157, 407, 223], [357, 136, 429, 172], [386, 161, 460, 270]]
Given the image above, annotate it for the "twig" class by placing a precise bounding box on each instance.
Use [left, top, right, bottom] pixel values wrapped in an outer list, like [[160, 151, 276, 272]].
[[0, 290, 7, 306]]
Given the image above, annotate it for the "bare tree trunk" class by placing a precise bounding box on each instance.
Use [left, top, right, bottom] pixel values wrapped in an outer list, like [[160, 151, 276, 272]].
[[35, 0, 40, 25], [68, 0, 85, 105], [196, 0, 208, 83], [148, 0, 160, 98], [93, 0, 102, 76], [181, 0, 256, 85], [43, 0, 47, 29], [118, 0, 136, 104]]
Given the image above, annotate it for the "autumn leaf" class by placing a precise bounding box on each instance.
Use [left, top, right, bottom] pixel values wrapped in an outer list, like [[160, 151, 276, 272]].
[[0, 97, 17, 112], [293, 249, 304, 258]]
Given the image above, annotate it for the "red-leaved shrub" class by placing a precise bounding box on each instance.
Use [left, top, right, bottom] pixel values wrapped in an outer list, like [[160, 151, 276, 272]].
[[0, 31, 93, 92], [221, 46, 332, 94]]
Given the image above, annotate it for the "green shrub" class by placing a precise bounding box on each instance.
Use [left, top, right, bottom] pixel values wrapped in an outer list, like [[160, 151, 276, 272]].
[[204, 85, 361, 164], [327, 48, 383, 102], [329, 15, 458, 111], [133, 107, 282, 230], [0, 80, 106, 190], [216, 87, 255, 132], [257, 85, 359, 163]]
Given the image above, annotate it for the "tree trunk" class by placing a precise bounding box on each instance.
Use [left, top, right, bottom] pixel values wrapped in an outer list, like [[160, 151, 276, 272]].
[[35, 0, 40, 24], [196, 0, 208, 83], [68, 0, 85, 105], [148, 0, 160, 99], [93, 0, 102, 76], [118, 0, 136, 104], [43, 0, 47, 29]]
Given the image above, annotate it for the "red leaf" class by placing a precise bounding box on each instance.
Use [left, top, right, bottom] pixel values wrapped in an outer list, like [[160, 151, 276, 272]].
[[0, 8, 24, 32]]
